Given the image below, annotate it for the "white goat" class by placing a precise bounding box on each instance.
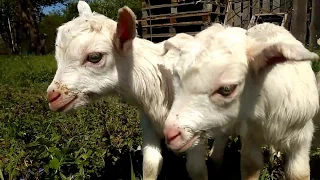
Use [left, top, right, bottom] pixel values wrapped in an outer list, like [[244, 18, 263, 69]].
[[163, 22, 319, 180], [46, 1, 209, 180]]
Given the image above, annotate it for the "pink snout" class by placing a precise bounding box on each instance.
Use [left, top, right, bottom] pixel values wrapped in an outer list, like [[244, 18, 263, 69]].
[[47, 89, 77, 112], [163, 126, 185, 151], [48, 89, 62, 104]]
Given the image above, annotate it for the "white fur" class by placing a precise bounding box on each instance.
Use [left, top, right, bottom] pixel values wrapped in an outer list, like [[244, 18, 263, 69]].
[[46, 1, 209, 180], [164, 22, 319, 180]]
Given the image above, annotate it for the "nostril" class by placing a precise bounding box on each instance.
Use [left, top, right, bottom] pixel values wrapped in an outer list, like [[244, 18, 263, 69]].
[[48, 91, 61, 103]]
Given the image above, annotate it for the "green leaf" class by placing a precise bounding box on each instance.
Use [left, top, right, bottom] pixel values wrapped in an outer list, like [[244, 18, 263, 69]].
[[48, 147, 57, 153], [66, 137, 74, 148], [49, 158, 60, 170], [26, 141, 40, 147], [80, 153, 88, 160], [260, 168, 269, 180], [0, 168, 4, 180], [38, 137, 53, 147], [79, 165, 84, 176], [59, 172, 68, 180], [51, 134, 61, 142]]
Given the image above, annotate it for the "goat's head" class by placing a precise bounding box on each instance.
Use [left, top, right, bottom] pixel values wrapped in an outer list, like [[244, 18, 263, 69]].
[[162, 23, 319, 152], [47, 1, 137, 112]]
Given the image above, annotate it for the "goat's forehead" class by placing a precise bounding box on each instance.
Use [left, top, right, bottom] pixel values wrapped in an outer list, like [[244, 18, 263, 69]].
[[177, 32, 248, 84], [55, 14, 116, 63], [181, 30, 247, 65], [55, 14, 116, 48]]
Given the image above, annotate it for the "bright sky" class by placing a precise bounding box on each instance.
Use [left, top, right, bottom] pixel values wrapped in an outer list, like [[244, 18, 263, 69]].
[[42, 3, 66, 14]]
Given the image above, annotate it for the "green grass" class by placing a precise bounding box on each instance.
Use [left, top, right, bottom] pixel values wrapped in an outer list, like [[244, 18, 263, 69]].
[[0, 55, 142, 179], [0, 54, 320, 180]]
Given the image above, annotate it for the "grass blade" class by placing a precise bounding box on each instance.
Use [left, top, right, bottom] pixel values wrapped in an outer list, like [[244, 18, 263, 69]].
[[0, 168, 4, 180]]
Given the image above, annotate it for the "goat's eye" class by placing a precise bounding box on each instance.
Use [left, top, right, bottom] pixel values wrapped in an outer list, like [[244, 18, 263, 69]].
[[217, 85, 237, 97], [87, 52, 103, 63]]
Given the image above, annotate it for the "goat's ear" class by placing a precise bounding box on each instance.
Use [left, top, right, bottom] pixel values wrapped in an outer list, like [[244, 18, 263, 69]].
[[115, 6, 137, 53], [247, 39, 319, 72], [77, 1, 92, 16]]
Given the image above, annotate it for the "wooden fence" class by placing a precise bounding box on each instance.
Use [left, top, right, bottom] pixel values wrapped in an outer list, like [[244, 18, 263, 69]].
[[225, 0, 293, 28], [137, 0, 311, 43], [138, 0, 228, 42]]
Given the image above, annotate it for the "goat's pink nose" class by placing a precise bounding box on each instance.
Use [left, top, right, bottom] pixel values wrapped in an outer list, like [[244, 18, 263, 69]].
[[47, 90, 61, 103], [163, 127, 181, 145]]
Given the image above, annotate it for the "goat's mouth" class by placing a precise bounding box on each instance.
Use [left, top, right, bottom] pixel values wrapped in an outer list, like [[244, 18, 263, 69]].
[[171, 134, 200, 152], [49, 96, 78, 112]]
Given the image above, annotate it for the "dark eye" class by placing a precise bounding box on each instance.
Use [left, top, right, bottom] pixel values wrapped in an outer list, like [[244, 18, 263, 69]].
[[217, 85, 237, 97], [87, 52, 103, 63]]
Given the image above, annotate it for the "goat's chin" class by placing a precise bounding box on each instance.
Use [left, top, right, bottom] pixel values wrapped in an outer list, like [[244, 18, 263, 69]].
[[58, 92, 105, 112], [55, 95, 89, 112], [170, 134, 200, 153]]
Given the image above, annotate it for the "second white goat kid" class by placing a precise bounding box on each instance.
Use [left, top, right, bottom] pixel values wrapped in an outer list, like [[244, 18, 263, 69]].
[[163, 23, 319, 180]]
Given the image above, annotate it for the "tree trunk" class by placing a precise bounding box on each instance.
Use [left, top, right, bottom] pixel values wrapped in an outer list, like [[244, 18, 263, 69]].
[[0, 3, 20, 54], [16, 0, 41, 55], [309, 0, 320, 49], [290, 0, 308, 44]]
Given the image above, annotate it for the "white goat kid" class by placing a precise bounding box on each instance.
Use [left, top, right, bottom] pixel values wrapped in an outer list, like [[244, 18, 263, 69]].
[[163, 22, 319, 180], [46, 1, 208, 180]]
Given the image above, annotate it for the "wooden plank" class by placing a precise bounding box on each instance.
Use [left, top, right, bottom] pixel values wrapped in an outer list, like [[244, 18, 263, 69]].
[[253, 0, 261, 14], [139, 12, 215, 26], [280, 0, 285, 12], [247, 15, 257, 29], [254, 12, 286, 16], [142, 2, 226, 18], [141, 21, 210, 28], [142, 32, 199, 38], [280, 0, 292, 12], [262, 0, 270, 12], [203, 3, 213, 11], [223, 0, 232, 25], [281, 13, 288, 27], [273, 0, 280, 13], [141, 1, 147, 8], [242, 1, 250, 28], [234, 2, 242, 27], [140, 10, 213, 20], [284, 0, 292, 12], [142, 2, 226, 10]]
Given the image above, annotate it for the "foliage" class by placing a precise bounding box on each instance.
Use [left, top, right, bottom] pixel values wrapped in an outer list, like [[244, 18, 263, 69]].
[[0, 0, 66, 54], [312, 50, 320, 73], [0, 0, 140, 54], [39, 12, 67, 53], [63, 0, 141, 22]]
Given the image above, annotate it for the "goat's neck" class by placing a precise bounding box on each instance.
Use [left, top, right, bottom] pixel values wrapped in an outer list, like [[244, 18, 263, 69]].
[[116, 38, 174, 130]]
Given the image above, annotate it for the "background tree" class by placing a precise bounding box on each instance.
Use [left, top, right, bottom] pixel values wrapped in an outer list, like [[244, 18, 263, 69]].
[[0, 0, 19, 54], [290, 0, 308, 44], [0, 0, 66, 55], [63, 0, 141, 21], [0, 0, 141, 55], [309, 0, 320, 49], [39, 11, 66, 53]]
